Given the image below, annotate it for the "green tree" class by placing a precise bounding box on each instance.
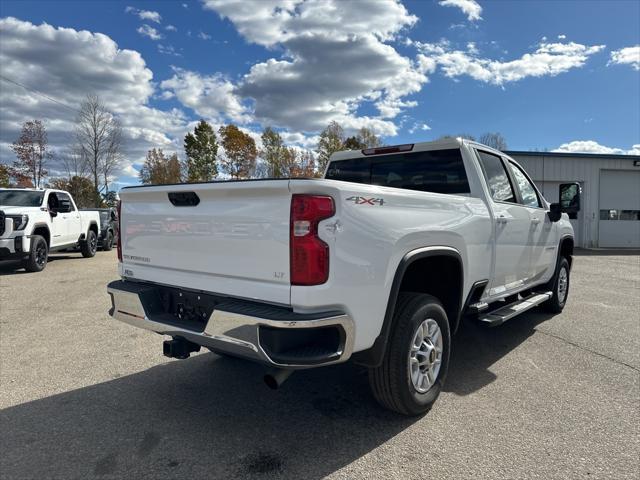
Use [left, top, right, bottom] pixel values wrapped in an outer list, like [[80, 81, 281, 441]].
[[316, 121, 345, 173], [49, 176, 97, 208], [343, 136, 365, 150], [103, 191, 119, 208], [184, 120, 218, 182], [218, 124, 257, 179], [0, 164, 10, 187], [139, 149, 182, 185], [10, 119, 51, 188], [260, 127, 286, 177]]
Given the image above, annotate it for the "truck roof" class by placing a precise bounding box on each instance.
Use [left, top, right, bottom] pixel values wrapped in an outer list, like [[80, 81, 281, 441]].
[[329, 137, 510, 162]]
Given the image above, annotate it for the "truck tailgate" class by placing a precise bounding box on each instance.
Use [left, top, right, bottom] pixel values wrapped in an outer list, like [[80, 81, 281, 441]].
[[119, 180, 292, 305]]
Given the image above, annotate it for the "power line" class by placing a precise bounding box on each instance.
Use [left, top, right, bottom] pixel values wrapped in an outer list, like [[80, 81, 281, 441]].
[[0, 74, 78, 113]]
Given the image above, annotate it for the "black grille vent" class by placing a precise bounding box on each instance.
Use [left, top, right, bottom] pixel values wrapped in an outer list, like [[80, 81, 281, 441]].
[[0, 211, 5, 236]]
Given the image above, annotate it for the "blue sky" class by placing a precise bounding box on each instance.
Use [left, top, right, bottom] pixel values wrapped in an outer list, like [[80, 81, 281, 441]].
[[0, 0, 638, 188]]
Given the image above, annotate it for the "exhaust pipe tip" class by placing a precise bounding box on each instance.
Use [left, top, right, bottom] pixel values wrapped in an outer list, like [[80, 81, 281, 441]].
[[264, 368, 293, 390]]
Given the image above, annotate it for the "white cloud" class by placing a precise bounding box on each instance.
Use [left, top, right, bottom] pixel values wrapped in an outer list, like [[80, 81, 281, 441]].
[[558, 34, 566, 40], [165, 24, 177, 32], [408, 122, 431, 134], [197, 31, 212, 40], [0, 17, 189, 178], [157, 44, 181, 56], [125, 6, 162, 24], [160, 68, 251, 123], [201, 0, 427, 135], [137, 24, 163, 41], [438, 0, 482, 22], [608, 45, 640, 71], [414, 40, 605, 85], [553, 140, 640, 155]]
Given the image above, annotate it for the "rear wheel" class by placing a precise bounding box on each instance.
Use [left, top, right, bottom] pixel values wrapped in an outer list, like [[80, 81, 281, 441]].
[[543, 257, 570, 313], [81, 230, 97, 258], [368, 293, 451, 416], [102, 231, 113, 251], [24, 235, 48, 272]]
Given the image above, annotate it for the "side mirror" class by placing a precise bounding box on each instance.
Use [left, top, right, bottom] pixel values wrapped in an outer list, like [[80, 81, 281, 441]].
[[559, 182, 581, 214]]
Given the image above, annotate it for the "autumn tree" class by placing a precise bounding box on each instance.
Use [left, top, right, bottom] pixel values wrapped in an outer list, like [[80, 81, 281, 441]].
[[479, 132, 508, 150], [290, 149, 317, 177], [218, 124, 257, 179], [357, 127, 383, 148], [184, 120, 218, 182], [139, 149, 182, 185], [10, 119, 50, 188], [49, 176, 96, 208], [316, 121, 344, 173], [75, 94, 123, 206]]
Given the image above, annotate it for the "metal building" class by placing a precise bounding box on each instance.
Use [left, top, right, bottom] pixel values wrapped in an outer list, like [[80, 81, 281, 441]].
[[506, 151, 640, 248]]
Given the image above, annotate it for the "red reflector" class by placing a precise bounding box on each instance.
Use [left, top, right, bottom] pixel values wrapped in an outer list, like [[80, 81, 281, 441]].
[[116, 200, 122, 262], [290, 195, 335, 285], [362, 144, 414, 156]]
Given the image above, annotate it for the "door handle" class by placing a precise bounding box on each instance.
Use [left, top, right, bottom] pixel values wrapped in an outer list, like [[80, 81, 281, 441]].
[[496, 215, 508, 224]]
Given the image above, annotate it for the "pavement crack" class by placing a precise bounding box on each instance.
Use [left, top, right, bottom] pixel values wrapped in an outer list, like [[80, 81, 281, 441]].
[[536, 328, 640, 373]]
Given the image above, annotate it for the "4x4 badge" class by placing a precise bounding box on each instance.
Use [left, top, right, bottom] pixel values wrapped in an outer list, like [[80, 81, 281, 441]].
[[346, 196, 385, 206]]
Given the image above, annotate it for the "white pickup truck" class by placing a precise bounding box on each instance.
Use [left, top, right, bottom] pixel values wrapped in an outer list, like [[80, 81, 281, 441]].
[[107, 139, 580, 415], [0, 188, 101, 272]]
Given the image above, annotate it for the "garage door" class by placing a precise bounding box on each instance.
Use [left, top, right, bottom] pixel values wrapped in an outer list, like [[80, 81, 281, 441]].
[[598, 170, 640, 248]]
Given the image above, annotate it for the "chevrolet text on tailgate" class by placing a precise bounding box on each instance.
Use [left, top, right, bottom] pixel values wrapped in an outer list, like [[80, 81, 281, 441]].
[[108, 138, 580, 415]]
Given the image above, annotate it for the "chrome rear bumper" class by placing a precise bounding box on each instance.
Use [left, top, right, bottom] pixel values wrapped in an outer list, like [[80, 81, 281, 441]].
[[107, 280, 354, 368]]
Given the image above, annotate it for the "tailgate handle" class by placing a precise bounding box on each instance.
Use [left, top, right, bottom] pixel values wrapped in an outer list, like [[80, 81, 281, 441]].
[[168, 192, 200, 207]]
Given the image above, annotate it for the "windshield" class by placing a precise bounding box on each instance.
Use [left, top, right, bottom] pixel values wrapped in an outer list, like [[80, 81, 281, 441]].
[[325, 149, 470, 194], [0, 190, 45, 207]]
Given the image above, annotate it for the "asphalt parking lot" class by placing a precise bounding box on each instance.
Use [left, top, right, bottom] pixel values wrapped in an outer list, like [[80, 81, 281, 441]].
[[1, 251, 638, 479]]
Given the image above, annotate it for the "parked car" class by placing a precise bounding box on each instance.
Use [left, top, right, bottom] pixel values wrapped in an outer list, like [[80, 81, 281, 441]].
[[106, 138, 580, 415], [82, 208, 118, 251], [0, 188, 101, 272]]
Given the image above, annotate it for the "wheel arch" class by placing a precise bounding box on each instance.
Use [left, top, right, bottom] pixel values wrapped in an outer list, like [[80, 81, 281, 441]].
[[31, 223, 51, 247], [352, 246, 464, 367]]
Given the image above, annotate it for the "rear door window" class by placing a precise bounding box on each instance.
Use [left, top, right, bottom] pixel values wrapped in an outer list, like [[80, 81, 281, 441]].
[[326, 149, 470, 194], [476, 151, 516, 203]]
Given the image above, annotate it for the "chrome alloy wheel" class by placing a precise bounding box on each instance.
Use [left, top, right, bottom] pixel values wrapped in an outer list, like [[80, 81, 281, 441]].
[[557, 266, 568, 304], [408, 318, 443, 393], [90, 233, 97, 253]]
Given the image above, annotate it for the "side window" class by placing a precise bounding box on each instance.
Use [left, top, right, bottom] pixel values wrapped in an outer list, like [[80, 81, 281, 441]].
[[508, 161, 541, 208], [476, 151, 516, 203], [56, 192, 75, 212]]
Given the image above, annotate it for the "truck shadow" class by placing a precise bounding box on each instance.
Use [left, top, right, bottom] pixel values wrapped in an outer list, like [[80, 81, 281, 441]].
[[0, 254, 78, 275], [1, 310, 551, 479], [445, 310, 553, 395]]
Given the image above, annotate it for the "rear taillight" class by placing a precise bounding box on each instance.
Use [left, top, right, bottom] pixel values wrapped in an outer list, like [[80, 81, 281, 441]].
[[116, 200, 122, 262], [290, 194, 335, 285]]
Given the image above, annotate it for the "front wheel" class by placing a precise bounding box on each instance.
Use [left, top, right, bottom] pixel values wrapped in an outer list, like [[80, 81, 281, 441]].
[[24, 235, 48, 272], [80, 230, 97, 258], [368, 293, 451, 416], [543, 257, 570, 313]]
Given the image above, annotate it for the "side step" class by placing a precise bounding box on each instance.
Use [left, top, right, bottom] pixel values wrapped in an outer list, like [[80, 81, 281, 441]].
[[479, 292, 552, 327]]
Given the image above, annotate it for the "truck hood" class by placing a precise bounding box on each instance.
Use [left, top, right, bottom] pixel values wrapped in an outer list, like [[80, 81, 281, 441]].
[[0, 206, 44, 215]]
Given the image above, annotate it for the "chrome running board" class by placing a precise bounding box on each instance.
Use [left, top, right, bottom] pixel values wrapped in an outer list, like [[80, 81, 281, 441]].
[[479, 292, 552, 327]]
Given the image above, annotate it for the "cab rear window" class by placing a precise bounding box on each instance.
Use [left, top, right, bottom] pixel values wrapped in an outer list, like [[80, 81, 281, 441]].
[[325, 149, 470, 194]]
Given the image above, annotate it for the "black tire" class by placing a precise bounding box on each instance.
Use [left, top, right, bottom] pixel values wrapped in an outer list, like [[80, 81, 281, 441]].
[[543, 257, 570, 313], [24, 235, 48, 272], [102, 231, 113, 251], [80, 230, 98, 258], [368, 293, 451, 416]]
